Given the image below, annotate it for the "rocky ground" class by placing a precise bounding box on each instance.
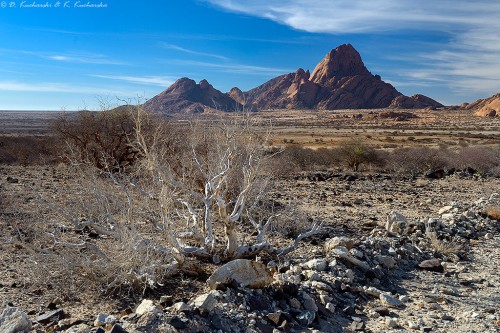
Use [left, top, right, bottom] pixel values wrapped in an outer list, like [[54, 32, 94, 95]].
[[1, 165, 499, 333]]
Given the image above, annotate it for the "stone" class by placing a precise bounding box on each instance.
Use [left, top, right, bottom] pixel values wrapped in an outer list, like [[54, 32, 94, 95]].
[[399, 295, 410, 303], [108, 324, 128, 333], [438, 206, 454, 215], [0, 307, 32, 333], [296, 310, 315, 326], [311, 281, 333, 293], [324, 236, 354, 252], [301, 292, 318, 312], [350, 320, 365, 331], [192, 292, 218, 312], [170, 302, 192, 312], [64, 323, 91, 333], [35, 308, 65, 324], [385, 318, 398, 328], [418, 259, 444, 273], [365, 286, 383, 297], [135, 299, 161, 316], [485, 233, 493, 239], [333, 246, 370, 271], [408, 321, 419, 329], [93, 313, 115, 327], [207, 259, 274, 290], [372, 306, 390, 316], [386, 211, 407, 233], [325, 303, 335, 313], [303, 258, 328, 271], [169, 316, 187, 329], [289, 298, 301, 309], [380, 293, 403, 308], [247, 295, 269, 311], [267, 312, 287, 326], [375, 255, 396, 269]]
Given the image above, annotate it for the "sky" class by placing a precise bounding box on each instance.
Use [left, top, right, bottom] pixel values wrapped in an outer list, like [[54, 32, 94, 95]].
[[0, 0, 499, 110]]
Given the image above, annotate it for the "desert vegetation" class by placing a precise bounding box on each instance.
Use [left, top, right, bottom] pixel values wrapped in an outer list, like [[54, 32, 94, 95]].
[[1, 108, 500, 333]]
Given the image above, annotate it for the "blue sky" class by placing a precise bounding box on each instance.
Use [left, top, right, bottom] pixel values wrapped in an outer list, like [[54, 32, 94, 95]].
[[0, 0, 499, 110]]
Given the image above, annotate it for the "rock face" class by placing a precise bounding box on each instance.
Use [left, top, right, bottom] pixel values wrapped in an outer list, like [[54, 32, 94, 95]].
[[143, 44, 443, 113], [143, 78, 241, 114], [466, 93, 500, 117], [239, 44, 443, 110]]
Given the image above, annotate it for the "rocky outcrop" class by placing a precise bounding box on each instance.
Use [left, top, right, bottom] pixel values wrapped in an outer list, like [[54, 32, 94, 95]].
[[238, 44, 443, 110], [389, 94, 443, 109], [466, 93, 500, 117], [143, 77, 241, 114]]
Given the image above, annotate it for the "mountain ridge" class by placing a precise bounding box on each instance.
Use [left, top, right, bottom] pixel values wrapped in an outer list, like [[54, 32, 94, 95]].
[[143, 44, 443, 114]]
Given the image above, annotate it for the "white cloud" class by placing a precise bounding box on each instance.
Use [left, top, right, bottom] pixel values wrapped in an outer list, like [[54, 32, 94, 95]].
[[90, 74, 175, 87], [207, 0, 500, 98], [46, 52, 127, 65], [160, 43, 229, 60], [172, 59, 292, 76], [0, 81, 132, 95]]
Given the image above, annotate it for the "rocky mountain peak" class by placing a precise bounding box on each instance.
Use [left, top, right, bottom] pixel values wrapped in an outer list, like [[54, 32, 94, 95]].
[[310, 44, 370, 84], [199, 79, 211, 89]]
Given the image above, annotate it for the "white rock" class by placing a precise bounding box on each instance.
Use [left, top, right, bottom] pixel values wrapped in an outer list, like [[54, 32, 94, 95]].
[[333, 247, 370, 272], [441, 213, 454, 221], [385, 318, 398, 328], [386, 211, 407, 233], [399, 295, 410, 303], [365, 286, 383, 297], [94, 314, 116, 327], [319, 294, 333, 305], [192, 292, 219, 312], [170, 302, 192, 312], [380, 293, 403, 308], [325, 303, 335, 313], [408, 321, 419, 329], [485, 233, 493, 240], [303, 270, 321, 281], [303, 258, 328, 271], [324, 236, 354, 252], [207, 259, 273, 289], [136, 299, 161, 316], [438, 206, 453, 215], [0, 307, 32, 333], [311, 281, 333, 293]]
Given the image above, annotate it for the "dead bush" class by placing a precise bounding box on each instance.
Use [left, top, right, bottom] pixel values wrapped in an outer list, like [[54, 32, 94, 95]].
[[53, 106, 139, 170], [453, 146, 498, 175], [389, 147, 447, 178], [0, 135, 60, 166], [279, 146, 338, 171], [32, 108, 321, 297]]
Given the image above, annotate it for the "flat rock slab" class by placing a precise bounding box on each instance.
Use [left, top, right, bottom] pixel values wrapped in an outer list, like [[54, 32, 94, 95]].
[[418, 259, 444, 273], [207, 259, 274, 289]]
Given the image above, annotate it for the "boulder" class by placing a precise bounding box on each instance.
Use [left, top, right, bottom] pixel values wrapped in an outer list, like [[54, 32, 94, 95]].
[[207, 259, 274, 289], [135, 299, 161, 316], [0, 307, 32, 333]]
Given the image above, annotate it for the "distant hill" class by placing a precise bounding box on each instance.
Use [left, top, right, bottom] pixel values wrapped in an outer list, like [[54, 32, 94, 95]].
[[144, 44, 443, 114], [465, 93, 500, 117], [143, 78, 241, 114]]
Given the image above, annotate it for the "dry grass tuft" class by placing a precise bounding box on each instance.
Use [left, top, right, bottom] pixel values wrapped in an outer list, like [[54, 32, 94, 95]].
[[426, 232, 463, 256]]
